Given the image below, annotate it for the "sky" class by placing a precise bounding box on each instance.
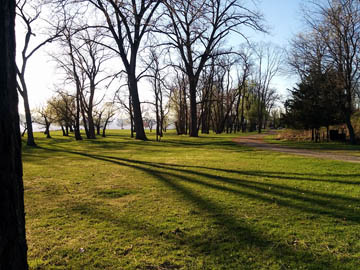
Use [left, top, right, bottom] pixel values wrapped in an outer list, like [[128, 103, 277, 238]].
[[249, 0, 305, 97], [16, 0, 306, 115]]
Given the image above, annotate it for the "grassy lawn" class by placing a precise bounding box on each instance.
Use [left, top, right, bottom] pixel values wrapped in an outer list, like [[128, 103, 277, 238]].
[[23, 130, 360, 269]]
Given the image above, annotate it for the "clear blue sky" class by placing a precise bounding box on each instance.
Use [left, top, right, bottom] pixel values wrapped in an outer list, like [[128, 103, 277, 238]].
[[253, 0, 304, 46], [242, 0, 305, 99]]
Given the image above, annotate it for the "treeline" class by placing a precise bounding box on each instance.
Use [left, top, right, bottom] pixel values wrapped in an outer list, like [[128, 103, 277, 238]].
[[284, 0, 360, 144], [15, 0, 285, 144], [170, 45, 283, 136]]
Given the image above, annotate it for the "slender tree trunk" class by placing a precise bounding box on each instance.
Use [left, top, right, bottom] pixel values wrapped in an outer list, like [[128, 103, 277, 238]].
[[240, 95, 246, 132], [155, 96, 160, 142], [74, 86, 82, 140], [20, 91, 36, 146], [45, 124, 51, 139], [257, 116, 262, 134], [234, 93, 241, 133], [159, 95, 164, 138], [326, 126, 329, 142], [129, 95, 134, 138], [16, 67, 36, 146], [0, 1, 28, 268], [61, 125, 66, 136], [81, 106, 89, 139], [21, 126, 27, 137], [102, 120, 109, 137], [311, 128, 314, 142]]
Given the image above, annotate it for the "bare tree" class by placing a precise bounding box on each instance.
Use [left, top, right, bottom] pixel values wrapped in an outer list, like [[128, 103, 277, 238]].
[[198, 59, 216, 134], [115, 89, 135, 138], [48, 91, 76, 136], [235, 46, 253, 132], [0, 0, 28, 268], [101, 102, 117, 137], [169, 68, 189, 135], [161, 0, 264, 137], [85, 0, 162, 140], [74, 28, 111, 139], [16, 0, 61, 146], [252, 42, 283, 133], [53, 7, 84, 140], [34, 101, 57, 138], [19, 114, 28, 137], [210, 55, 239, 134], [145, 48, 169, 141]]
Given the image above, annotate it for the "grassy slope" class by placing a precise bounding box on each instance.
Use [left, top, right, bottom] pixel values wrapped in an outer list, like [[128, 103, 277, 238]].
[[23, 130, 360, 270]]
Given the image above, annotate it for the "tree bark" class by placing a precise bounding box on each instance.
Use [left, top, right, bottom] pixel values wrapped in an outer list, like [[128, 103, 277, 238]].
[[87, 112, 96, 139], [345, 113, 356, 145], [0, 1, 28, 268], [128, 74, 147, 140], [61, 125, 66, 136], [189, 78, 198, 137], [74, 84, 82, 141], [17, 77, 36, 146]]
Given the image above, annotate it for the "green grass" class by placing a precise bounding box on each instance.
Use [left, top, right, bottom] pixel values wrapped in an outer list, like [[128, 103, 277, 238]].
[[23, 130, 360, 269]]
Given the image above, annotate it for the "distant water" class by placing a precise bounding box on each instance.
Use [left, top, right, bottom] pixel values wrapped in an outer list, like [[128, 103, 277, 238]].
[[30, 121, 129, 132], [28, 122, 174, 133]]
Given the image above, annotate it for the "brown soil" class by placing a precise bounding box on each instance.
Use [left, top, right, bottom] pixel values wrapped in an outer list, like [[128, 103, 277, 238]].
[[233, 132, 360, 164]]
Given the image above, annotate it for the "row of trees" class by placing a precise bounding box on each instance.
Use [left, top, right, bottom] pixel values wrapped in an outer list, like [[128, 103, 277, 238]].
[[28, 95, 117, 139], [170, 43, 283, 135], [16, 0, 273, 145], [285, 0, 360, 144]]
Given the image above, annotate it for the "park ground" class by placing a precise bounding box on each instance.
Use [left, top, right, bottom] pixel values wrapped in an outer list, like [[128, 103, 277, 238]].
[[23, 130, 360, 270]]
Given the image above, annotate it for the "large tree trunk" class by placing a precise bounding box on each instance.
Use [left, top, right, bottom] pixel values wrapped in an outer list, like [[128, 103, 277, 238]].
[[189, 78, 198, 137], [86, 85, 96, 139], [87, 113, 96, 139], [128, 74, 147, 140], [345, 113, 356, 145], [0, 1, 28, 268]]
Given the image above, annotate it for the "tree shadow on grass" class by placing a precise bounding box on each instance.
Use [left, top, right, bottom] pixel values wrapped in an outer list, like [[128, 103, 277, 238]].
[[161, 138, 249, 151], [41, 147, 360, 268], [104, 156, 360, 223], [113, 159, 360, 186]]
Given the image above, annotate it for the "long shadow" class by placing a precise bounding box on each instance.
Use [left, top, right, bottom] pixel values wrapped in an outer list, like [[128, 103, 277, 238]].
[[161, 138, 250, 151], [35, 146, 359, 267], [114, 159, 360, 186], [38, 145, 360, 222], [99, 156, 360, 202], [65, 153, 335, 268], [102, 156, 360, 223]]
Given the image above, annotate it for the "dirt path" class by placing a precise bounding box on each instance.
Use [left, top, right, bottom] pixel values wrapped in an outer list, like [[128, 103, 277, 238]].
[[233, 133, 360, 164]]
